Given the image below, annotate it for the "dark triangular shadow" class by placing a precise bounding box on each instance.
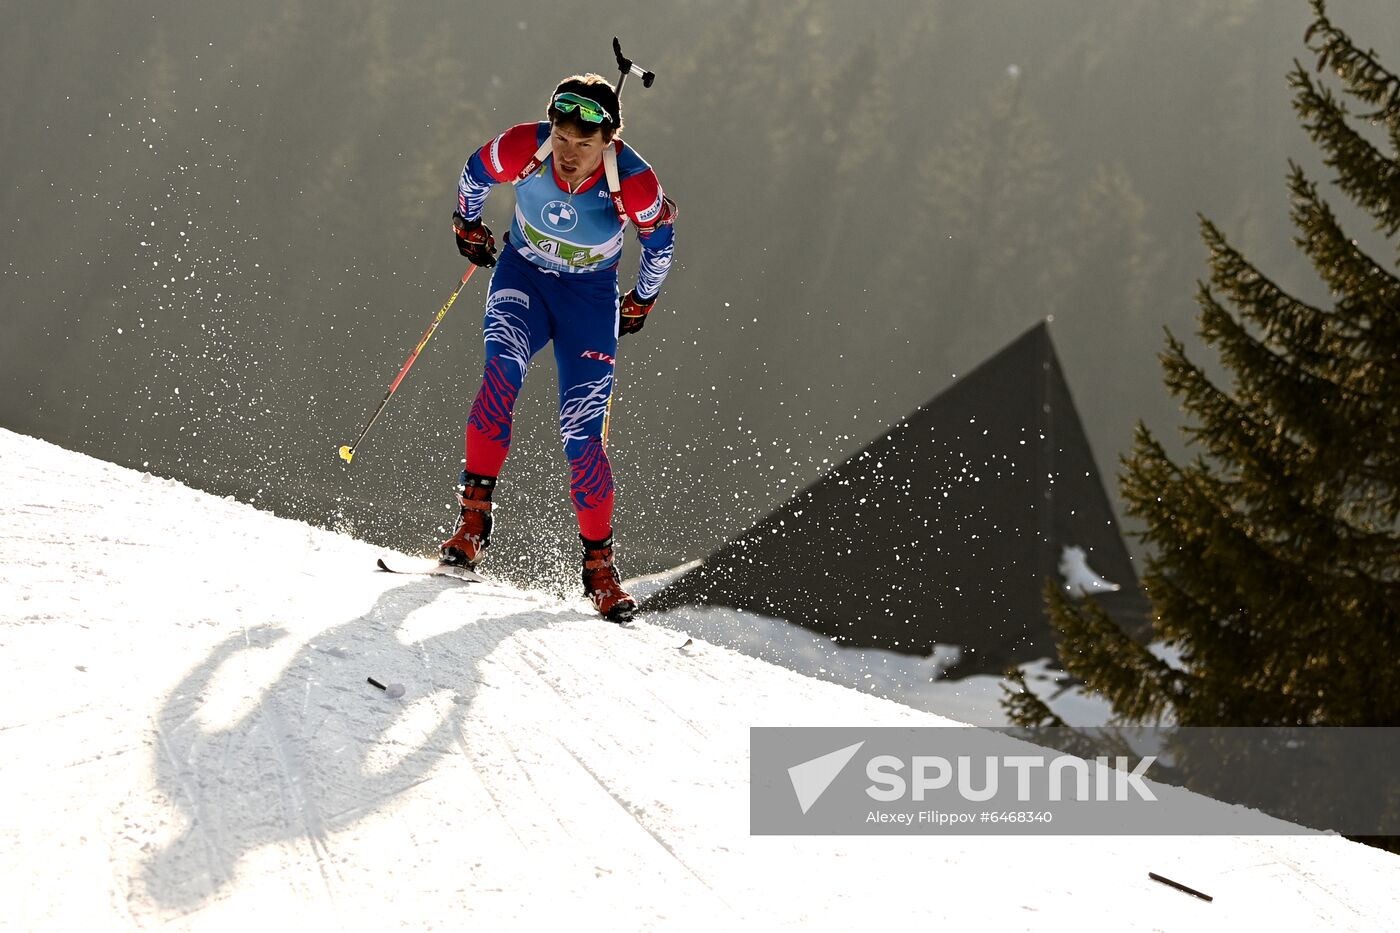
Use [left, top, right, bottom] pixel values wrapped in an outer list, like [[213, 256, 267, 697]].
[[645, 322, 1149, 676]]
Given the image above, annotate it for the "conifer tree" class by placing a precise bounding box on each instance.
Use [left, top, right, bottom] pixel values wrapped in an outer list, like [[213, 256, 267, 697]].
[[1011, 0, 1399, 731]]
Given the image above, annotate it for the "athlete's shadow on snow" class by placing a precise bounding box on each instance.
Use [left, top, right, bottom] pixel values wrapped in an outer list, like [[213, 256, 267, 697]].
[[142, 577, 565, 909]]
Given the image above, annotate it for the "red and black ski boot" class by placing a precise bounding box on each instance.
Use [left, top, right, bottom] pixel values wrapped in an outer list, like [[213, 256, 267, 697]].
[[581, 534, 637, 623], [439, 472, 494, 568]]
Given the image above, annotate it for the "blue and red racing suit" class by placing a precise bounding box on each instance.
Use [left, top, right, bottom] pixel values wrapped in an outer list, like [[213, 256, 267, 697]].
[[456, 122, 676, 540]]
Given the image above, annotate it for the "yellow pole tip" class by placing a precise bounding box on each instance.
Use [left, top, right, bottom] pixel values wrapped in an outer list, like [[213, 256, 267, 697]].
[[338, 446, 355, 463]]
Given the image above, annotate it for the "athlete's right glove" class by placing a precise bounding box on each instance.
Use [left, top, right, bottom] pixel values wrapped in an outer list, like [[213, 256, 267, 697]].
[[618, 289, 656, 336], [453, 212, 497, 267]]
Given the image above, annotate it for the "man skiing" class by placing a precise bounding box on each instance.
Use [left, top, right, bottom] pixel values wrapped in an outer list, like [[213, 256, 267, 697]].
[[438, 73, 677, 623]]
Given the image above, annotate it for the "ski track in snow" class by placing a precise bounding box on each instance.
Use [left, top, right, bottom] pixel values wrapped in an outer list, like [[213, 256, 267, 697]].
[[1, 426, 1398, 932]]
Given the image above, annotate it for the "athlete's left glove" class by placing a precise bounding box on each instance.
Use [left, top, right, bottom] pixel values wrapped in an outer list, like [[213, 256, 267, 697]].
[[453, 212, 497, 267], [619, 289, 656, 336]]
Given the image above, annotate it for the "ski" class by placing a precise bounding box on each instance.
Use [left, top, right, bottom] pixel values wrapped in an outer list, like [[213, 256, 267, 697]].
[[376, 556, 485, 583], [375, 558, 661, 629]]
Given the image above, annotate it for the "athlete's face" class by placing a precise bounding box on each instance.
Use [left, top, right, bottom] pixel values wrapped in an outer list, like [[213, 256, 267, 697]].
[[550, 123, 610, 188]]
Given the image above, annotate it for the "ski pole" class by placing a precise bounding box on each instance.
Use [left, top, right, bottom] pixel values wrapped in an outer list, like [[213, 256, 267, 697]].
[[612, 37, 656, 97], [604, 38, 658, 451], [339, 264, 479, 464]]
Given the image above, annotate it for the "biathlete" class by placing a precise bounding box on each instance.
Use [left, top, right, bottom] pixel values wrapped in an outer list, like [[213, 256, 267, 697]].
[[438, 73, 677, 622]]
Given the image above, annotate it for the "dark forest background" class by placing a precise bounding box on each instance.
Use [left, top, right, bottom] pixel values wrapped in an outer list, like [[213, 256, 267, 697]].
[[2, 0, 1396, 594]]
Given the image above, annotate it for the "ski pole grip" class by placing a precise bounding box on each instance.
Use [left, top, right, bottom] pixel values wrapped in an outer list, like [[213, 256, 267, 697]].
[[613, 37, 656, 89]]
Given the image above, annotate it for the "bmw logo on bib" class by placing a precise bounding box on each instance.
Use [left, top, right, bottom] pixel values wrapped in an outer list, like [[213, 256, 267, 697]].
[[542, 200, 579, 233]]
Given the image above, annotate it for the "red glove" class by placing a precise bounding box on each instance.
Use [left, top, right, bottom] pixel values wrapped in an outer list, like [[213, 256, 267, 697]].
[[619, 289, 656, 336], [453, 212, 497, 267]]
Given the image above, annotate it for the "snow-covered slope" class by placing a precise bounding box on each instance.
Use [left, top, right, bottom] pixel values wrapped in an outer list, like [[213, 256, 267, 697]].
[[634, 583, 1115, 728], [1, 427, 1396, 932]]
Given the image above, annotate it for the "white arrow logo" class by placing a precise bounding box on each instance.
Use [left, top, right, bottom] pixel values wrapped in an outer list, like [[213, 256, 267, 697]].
[[788, 741, 865, 815]]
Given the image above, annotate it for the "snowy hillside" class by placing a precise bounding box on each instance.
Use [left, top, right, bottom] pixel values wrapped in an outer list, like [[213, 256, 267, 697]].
[[635, 586, 1115, 728], [1, 427, 1397, 932]]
